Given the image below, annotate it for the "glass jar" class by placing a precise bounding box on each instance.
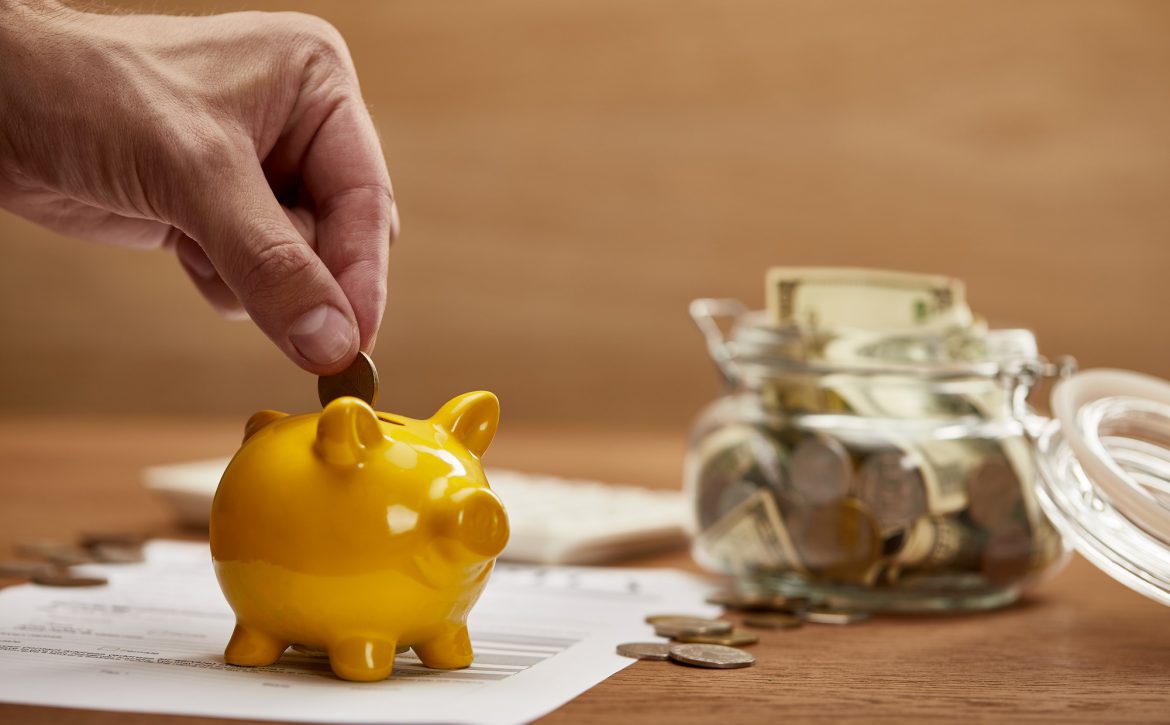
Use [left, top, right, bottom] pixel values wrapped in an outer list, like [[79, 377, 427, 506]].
[[684, 298, 1073, 612]]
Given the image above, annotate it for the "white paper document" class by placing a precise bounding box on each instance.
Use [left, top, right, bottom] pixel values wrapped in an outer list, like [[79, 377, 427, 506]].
[[0, 541, 717, 724]]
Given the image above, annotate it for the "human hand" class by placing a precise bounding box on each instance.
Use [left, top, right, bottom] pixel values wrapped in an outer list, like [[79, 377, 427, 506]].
[[0, 1, 397, 373]]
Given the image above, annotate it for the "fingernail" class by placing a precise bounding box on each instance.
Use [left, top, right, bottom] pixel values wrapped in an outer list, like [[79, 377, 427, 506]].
[[289, 304, 354, 366]]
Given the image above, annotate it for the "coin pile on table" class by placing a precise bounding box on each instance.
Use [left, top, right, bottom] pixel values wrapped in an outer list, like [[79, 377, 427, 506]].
[[617, 591, 870, 669], [0, 533, 147, 588]]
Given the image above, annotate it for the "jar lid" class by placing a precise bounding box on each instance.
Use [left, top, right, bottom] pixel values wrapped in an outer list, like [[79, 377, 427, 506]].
[[1034, 369, 1170, 606], [689, 298, 1049, 385]]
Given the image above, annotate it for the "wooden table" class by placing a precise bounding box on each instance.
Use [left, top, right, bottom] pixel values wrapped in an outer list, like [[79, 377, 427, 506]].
[[1, 417, 1168, 724]]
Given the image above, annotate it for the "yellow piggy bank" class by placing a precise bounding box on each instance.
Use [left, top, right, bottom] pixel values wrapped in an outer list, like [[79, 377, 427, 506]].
[[210, 392, 508, 682]]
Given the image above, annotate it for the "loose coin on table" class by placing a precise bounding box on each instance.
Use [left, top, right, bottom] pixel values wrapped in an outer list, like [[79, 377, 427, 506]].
[[616, 642, 672, 661], [706, 590, 811, 613], [17, 540, 93, 567], [805, 607, 870, 625], [668, 643, 756, 670], [674, 629, 759, 647], [650, 617, 734, 638], [0, 561, 55, 578], [743, 612, 805, 630], [317, 351, 379, 407], [31, 573, 108, 588]]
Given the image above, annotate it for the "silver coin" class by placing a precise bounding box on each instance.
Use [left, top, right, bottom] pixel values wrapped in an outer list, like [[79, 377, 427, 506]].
[[789, 433, 852, 506], [668, 643, 756, 669], [616, 642, 671, 660], [317, 351, 379, 407], [805, 607, 870, 625], [857, 449, 928, 534]]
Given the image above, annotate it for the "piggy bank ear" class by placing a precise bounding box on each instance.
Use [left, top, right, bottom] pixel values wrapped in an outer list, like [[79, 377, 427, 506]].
[[243, 410, 287, 442], [316, 397, 385, 467], [433, 391, 500, 458]]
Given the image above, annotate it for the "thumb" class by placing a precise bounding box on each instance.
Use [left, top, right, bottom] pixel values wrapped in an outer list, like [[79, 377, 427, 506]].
[[174, 161, 360, 374]]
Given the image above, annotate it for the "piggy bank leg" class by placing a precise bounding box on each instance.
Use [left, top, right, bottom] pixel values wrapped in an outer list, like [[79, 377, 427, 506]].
[[224, 622, 288, 666], [413, 624, 473, 670], [329, 637, 397, 682]]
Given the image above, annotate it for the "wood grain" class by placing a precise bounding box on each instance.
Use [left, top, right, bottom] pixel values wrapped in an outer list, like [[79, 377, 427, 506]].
[[1, 417, 1168, 724], [1, 1, 1169, 426]]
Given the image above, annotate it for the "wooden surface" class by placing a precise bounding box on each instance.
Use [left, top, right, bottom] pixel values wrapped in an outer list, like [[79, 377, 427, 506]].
[[3, 0, 1170, 424], [2, 417, 1169, 724]]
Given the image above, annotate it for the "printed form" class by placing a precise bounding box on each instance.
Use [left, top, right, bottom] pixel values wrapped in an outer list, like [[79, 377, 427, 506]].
[[0, 541, 718, 724]]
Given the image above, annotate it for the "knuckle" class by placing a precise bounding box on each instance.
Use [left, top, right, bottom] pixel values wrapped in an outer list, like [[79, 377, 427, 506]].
[[238, 235, 318, 303], [278, 12, 349, 63]]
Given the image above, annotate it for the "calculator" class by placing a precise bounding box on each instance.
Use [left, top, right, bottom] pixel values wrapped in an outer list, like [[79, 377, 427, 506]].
[[144, 460, 689, 565]]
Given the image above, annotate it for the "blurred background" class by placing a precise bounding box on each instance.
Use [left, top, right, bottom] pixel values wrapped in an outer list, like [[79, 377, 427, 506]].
[[1, 0, 1168, 431]]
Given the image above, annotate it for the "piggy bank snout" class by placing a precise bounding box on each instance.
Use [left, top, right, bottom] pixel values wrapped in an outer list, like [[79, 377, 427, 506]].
[[437, 488, 509, 560]]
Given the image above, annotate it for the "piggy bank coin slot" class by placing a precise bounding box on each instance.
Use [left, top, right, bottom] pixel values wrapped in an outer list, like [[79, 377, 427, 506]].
[[377, 415, 405, 426]]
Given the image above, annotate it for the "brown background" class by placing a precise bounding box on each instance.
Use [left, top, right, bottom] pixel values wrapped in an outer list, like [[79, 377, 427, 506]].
[[2, 0, 1169, 429]]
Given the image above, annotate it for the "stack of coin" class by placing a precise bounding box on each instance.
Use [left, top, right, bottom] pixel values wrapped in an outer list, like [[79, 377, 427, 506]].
[[645, 614, 760, 647], [617, 613, 757, 670]]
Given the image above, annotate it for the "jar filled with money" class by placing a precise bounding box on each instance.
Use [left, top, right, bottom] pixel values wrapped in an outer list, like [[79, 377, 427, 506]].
[[684, 268, 1073, 612]]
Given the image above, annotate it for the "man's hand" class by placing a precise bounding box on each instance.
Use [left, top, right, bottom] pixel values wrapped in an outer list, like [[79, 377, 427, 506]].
[[0, 1, 397, 373]]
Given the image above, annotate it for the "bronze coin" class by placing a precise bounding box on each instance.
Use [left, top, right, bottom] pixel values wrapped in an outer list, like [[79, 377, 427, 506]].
[[317, 351, 379, 407]]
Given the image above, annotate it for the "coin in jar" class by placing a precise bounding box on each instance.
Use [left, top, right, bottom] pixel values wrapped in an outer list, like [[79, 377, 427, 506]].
[[317, 351, 379, 407], [674, 629, 759, 647], [789, 433, 852, 506], [792, 498, 882, 583], [616, 642, 672, 660], [856, 448, 928, 534], [967, 456, 1023, 530], [668, 643, 756, 669], [980, 523, 1034, 584], [690, 425, 785, 531]]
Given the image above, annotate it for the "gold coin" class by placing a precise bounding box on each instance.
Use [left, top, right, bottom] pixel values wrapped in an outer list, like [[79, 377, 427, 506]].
[[0, 561, 54, 578], [793, 498, 882, 583], [317, 351, 379, 407], [649, 617, 734, 638], [616, 642, 671, 660], [32, 573, 108, 588], [674, 629, 759, 647], [668, 643, 755, 669], [742, 612, 805, 630]]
